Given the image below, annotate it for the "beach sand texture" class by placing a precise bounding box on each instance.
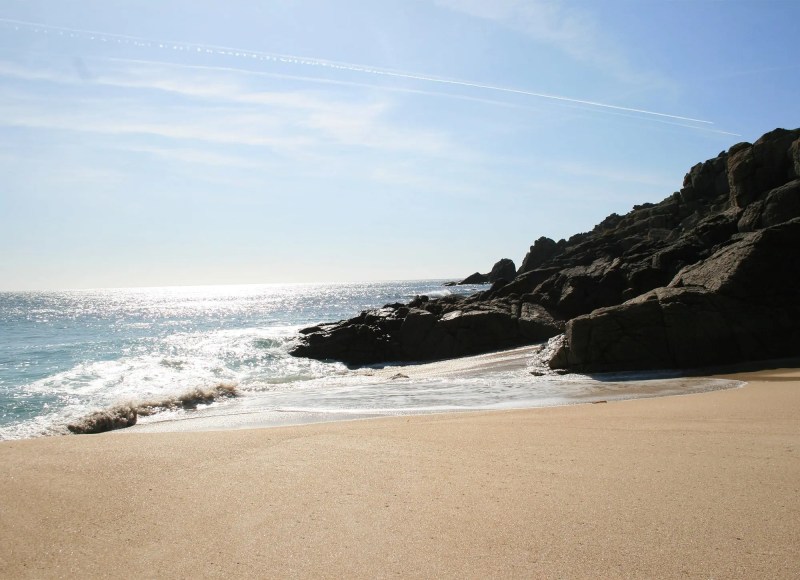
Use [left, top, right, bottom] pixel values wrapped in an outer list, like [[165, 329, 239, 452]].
[[1, 368, 798, 578]]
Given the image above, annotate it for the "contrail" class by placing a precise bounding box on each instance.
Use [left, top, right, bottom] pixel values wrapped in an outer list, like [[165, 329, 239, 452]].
[[0, 17, 714, 126], [100, 57, 741, 137]]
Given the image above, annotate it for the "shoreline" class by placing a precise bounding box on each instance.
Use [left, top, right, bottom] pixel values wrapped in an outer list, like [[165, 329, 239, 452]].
[[121, 344, 744, 435], [120, 374, 744, 435], [2, 367, 799, 578]]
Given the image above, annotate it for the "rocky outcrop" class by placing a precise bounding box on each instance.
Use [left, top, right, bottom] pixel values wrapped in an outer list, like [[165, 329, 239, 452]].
[[290, 294, 563, 366], [549, 219, 800, 371], [727, 128, 799, 208], [489, 258, 517, 282], [518, 237, 563, 274], [548, 128, 800, 371], [68, 405, 138, 434], [456, 258, 517, 285], [459, 272, 489, 285], [292, 127, 800, 370]]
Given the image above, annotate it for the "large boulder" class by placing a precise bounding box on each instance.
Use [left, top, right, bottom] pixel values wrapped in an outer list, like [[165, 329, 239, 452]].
[[518, 237, 562, 274], [737, 179, 800, 232], [291, 295, 564, 366], [680, 155, 730, 203], [550, 219, 800, 371], [68, 405, 138, 434], [549, 286, 796, 372], [488, 258, 516, 282], [727, 129, 800, 208], [457, 258, 517, 285]]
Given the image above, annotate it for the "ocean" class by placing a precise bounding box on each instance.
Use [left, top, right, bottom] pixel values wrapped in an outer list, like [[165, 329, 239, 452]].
[[0, 280, 740, 440]]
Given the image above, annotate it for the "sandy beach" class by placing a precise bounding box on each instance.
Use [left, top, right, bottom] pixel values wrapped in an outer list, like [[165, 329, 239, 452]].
[[1, 367, 799, 579]]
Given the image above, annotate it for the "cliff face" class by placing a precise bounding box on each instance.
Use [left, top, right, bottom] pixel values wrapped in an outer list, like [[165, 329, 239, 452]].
[[507, 128, 800, 320], [549, 218, 800, 371], [546, 127, 800, 371], [292, 127, 800, 370]]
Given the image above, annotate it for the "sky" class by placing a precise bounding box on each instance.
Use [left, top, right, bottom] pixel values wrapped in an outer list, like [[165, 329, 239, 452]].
[[0, 0, 798, 290]]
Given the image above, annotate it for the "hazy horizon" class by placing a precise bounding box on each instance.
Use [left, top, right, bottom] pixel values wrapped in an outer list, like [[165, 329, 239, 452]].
[[0, 277, 474, 293]]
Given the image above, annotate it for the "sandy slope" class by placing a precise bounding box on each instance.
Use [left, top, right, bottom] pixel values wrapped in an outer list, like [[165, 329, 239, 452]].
[[1, 368, 798, 578]]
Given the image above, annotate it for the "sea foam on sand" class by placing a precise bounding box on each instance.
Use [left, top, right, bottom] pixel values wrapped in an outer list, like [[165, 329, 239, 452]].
[[123, 344, 743, 434]]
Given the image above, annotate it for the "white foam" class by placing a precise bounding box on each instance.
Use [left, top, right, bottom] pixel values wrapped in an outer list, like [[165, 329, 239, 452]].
[[126, 345, 744, 434]]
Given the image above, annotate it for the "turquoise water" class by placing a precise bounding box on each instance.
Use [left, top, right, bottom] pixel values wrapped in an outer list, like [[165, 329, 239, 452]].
[[0, 281, 482, 438], [0, 281, 740, 440]]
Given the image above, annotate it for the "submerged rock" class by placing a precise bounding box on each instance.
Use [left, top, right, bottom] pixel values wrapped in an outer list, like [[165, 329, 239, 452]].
[[68, 406, 137, 434], [66, 384, 239, 435]]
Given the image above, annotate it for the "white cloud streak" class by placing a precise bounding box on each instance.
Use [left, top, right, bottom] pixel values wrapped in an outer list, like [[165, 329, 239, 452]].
[[103, 59, 739, 138], [0, 17, 715, 127], [0, 58, 455, 158]]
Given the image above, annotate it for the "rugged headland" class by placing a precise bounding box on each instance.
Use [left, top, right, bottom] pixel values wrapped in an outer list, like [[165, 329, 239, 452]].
[[291, 128, 800, 372]]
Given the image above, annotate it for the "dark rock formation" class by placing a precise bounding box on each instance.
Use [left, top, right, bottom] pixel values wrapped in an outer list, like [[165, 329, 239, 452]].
[[456, 258, 517, 285], [68, 405, 137, 434], [518, 237, 563, 274], [549, 128, 800, 371], [290, 294, 563, 366], [727, 128, 799, 209], [550, 219, 800, 371], [66, 384, 238, 435], [489, 258, 517, 282], [459, 272, 489, 285], [292, 127, 800, 370]]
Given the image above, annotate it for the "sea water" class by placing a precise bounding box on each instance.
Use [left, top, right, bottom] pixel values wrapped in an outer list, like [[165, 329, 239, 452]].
[[0, 281, 740, 440]]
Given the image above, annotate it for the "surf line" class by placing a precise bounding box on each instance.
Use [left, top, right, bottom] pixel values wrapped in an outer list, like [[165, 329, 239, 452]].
[[1, 17, 714, 126]]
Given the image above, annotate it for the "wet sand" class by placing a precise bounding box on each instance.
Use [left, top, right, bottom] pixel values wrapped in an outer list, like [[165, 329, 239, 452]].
[[1, 367, 798, 578]]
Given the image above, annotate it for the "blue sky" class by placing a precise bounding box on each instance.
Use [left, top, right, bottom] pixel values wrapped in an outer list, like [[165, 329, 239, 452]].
[[1, 0, 798, 290]]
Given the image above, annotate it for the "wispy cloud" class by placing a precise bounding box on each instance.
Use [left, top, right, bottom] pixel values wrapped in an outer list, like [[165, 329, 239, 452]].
[[433, 0, 662, 87], [0, 17, 714, 128], [0, 57, 456, 158], [106, 58, 716, 128], [0, 94, 308, 149]]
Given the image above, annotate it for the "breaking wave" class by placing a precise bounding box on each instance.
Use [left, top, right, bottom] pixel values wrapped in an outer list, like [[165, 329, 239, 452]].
[[66, 383, 239, 434]]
